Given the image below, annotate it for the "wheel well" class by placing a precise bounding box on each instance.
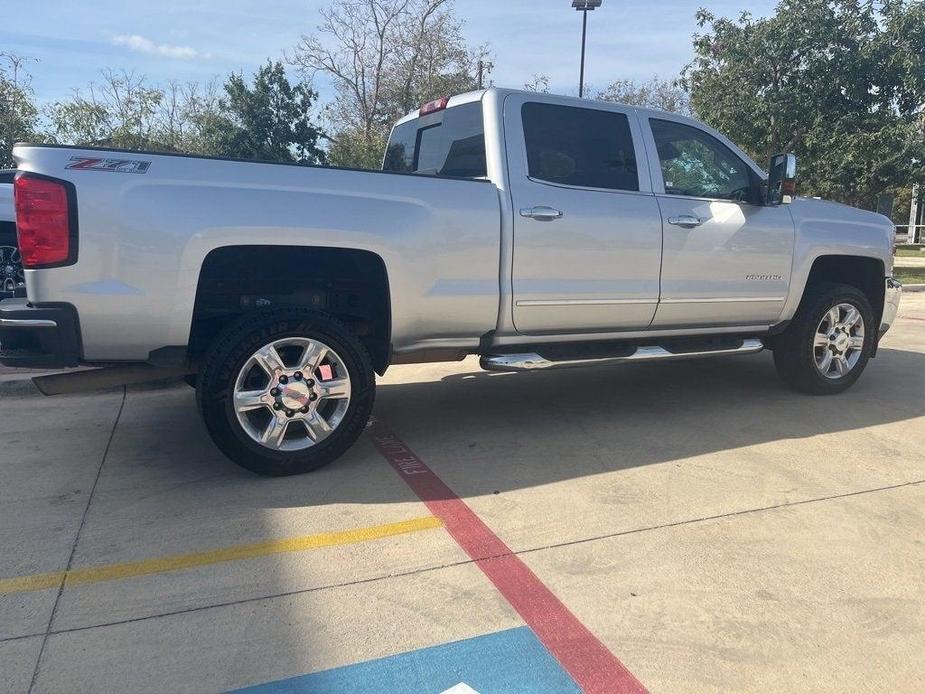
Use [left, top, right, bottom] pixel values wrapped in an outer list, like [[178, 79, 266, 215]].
[[804, 255, 885, 322], [189, 246, 391, 374]]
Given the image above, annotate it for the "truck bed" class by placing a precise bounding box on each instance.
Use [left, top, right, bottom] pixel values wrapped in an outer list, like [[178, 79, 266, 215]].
[[11, 144, 502, 362]]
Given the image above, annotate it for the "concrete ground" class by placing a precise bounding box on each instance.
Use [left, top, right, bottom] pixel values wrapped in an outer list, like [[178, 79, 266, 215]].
[[1, 295, 924, 693]]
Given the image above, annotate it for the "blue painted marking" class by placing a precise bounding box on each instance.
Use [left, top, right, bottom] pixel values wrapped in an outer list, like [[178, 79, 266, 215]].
[[234, 627, 581, 694]]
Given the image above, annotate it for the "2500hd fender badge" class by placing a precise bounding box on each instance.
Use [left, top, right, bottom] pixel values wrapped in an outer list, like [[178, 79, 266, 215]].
[[66, 157, 151, 174], [746, 273, 783, 281]]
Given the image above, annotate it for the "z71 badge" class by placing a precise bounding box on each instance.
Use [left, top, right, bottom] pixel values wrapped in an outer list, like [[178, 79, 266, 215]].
[[66, 157, 151, 174]]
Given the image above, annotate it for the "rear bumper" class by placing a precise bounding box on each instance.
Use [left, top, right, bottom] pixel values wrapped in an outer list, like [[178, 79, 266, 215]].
[[0, 299, 81, 368], [878, 277, 902, 338]]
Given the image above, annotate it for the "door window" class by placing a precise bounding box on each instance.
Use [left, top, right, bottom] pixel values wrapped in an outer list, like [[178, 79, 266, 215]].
[[521, 103, 639, 192], [650, 119, 755, 202]]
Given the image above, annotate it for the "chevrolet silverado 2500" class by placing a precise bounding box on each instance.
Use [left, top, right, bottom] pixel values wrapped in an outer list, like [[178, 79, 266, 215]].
[[1, 88, 902, 476]]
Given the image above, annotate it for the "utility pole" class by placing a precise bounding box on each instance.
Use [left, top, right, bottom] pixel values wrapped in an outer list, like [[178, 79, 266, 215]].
[[579, 10, 588, 97], [572, 1, 603, 98], [476, 59, 493, 90]]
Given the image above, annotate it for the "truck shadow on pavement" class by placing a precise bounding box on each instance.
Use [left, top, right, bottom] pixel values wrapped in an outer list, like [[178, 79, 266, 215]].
[[367, 348, 925, 495], [110, 347, 925, 509]]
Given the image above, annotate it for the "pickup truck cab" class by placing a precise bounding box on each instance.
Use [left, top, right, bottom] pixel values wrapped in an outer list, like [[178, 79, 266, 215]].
[[2, 88, 902, 475]]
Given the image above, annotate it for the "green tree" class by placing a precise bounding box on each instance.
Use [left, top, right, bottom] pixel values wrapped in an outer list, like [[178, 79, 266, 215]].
[[290, 0, 491, 168], [0, 53, 40, 168], [685, 0, 925, 209], [48, 64, 325, 165], [47, 70, 221, 153], [48, 70, 165, 150], [597, 76, 691, 115], [200, 61, 326, 164], [523, 74, 551, 94]]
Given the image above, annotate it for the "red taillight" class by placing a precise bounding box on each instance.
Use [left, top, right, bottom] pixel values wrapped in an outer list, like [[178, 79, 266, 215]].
[[419, 96, 449, 116], [14, 175, 74, 268]]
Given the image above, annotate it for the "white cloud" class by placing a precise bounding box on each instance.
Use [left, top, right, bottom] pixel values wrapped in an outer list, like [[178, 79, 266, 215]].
[[112, 34, 206, 60]]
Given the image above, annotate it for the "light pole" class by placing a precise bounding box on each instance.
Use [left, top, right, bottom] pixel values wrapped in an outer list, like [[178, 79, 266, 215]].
[[572, 0, 603, 98], [910, 183, 922, 244]]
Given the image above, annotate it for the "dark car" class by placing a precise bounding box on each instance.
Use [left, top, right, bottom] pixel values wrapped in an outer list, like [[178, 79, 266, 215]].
[[0, 169, 25, 299]]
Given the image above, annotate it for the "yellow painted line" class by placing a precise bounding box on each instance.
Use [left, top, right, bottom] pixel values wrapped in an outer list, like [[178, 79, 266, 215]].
[[0, 515, 443, 595]]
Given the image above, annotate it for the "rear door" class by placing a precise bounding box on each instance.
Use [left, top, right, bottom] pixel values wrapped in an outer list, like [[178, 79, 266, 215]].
[[504, 94, 663, 334]]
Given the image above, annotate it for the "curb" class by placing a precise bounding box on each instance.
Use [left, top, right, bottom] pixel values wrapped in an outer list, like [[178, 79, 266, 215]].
[[902, 284, 925, 293], [0, 378, 40, 397], [0, 367, 78, 397], [0, 374, 188, 397]]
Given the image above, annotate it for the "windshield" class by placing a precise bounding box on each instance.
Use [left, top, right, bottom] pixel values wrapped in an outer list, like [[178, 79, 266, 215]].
[[383, 102, 486, 179]]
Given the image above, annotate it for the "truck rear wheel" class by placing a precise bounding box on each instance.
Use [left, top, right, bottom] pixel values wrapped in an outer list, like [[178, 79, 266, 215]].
[[196, 308, 375, 476], [771, 283, 875, 395]]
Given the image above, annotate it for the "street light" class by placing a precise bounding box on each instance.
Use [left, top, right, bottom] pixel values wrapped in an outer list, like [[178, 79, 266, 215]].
[[572, 0, 603, 98]]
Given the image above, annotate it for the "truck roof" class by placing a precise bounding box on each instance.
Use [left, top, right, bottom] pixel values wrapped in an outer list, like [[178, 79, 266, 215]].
[[391, 87, 766, 178], [392, 90, 489, 127], [392, 86, 695, 127]]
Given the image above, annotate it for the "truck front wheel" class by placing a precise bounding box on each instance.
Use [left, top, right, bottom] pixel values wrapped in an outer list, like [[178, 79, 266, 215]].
[[196, 308, 375, 476], [771, 283, 875, 395]]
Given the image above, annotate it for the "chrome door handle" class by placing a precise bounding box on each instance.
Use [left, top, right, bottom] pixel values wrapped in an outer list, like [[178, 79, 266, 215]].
[[520, 206, 564, 222], [667, 215, 703, 229]]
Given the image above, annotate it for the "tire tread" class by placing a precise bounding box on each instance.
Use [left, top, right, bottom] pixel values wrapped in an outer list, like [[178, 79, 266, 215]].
[[772, 282, 874, 395], [196, 307, 375, 476]]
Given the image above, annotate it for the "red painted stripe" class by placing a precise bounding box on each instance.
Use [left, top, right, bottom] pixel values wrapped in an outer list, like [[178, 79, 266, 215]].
[[368, 421, 647, 694]]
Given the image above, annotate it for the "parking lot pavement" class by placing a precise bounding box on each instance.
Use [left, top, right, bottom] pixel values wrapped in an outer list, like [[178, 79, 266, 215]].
[[0, 382, 123, 640], [1, 294, 923, 693]]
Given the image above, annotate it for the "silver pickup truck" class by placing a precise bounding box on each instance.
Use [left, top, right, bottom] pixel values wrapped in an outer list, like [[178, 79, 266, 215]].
[[1, 88, 902, 476]]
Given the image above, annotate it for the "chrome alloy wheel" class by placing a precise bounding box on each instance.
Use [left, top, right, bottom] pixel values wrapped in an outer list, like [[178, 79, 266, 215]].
[[813, 302, 865, 380], [233, 337, 352, 451], [0, 246, 24, 293]]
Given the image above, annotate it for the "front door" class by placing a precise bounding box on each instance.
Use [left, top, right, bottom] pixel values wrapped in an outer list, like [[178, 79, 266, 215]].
[[505, 95, 663, 334], [644, 117, 795, 328]]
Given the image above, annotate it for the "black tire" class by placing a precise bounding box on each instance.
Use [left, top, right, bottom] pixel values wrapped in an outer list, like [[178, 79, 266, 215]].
[[771, 282, 875, 395], [196, 307, 375, 476]]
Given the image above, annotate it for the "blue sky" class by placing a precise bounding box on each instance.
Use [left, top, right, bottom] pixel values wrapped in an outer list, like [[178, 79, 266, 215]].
[[3, 0, 779, 107]]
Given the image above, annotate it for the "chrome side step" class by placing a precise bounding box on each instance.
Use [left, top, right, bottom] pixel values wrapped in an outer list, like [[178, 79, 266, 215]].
[[480, 339, 765, 372]]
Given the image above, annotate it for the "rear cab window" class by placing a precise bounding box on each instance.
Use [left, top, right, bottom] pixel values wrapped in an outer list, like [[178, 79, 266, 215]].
[[383, 102, 487, 179]]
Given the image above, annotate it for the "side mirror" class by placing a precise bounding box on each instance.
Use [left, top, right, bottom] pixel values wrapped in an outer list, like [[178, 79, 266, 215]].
[[766, 153, 797, 205]]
